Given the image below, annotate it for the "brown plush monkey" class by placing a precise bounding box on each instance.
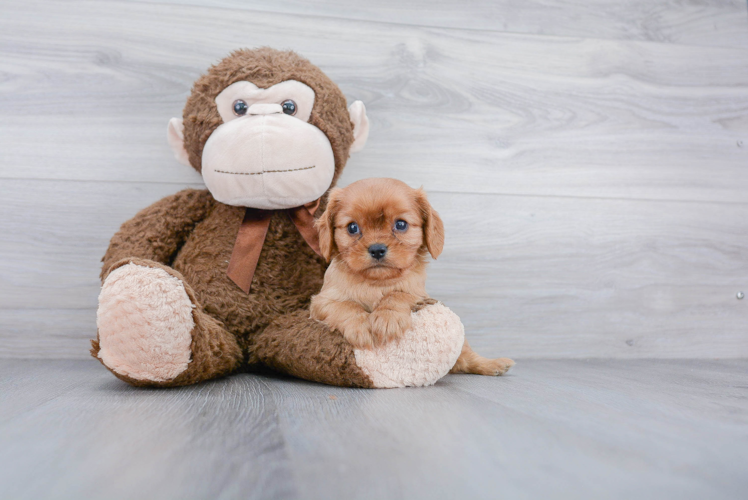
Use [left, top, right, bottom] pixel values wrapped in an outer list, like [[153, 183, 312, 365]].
[[91, 48, 465, 388]]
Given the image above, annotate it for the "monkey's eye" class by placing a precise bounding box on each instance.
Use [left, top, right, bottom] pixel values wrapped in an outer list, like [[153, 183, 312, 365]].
[[233, 100, 248, 116], [347, 222, 360, 235], [281, 99, 297, 116], [394, 220, 408, 232]]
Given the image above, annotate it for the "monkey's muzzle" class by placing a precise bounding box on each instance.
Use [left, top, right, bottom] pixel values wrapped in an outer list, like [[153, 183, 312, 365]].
[[201, 110, 335, 210]]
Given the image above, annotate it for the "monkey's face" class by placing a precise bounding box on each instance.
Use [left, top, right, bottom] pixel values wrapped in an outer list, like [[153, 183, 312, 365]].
[[168, 50, 369, 210], [197, 80, 333, 210]]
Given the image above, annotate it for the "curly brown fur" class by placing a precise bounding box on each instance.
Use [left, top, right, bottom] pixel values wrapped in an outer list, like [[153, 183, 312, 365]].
[[100, 190, 330, 368], [251, 309, 374, 388], [183, 47, 354, 186], [92, 257, 243, 387], [94, 48, 366, 387], [101, 189, 217, 279]]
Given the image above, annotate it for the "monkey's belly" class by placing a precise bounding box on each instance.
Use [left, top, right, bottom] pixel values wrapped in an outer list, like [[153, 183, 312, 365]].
[[171, 204, 326, 343]]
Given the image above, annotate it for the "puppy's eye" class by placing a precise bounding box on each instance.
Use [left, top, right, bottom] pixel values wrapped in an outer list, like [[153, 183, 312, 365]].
[[347, 222, 360, 235], [394, 220, 408, 232], [281, 99, 297, 116], [233, 99, 248, 116]]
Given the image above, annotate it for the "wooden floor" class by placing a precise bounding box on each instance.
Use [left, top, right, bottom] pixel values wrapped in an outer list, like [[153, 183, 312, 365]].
[[0, 359, 746, 500], [1, 2, 747, 498]]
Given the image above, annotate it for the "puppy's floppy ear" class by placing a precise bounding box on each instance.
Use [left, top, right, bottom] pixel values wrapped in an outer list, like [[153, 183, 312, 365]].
[[415, 188, 445, 259], [316, 188, 343, 262]]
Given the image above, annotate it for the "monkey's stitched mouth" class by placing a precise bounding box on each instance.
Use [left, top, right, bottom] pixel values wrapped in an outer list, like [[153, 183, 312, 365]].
[[213, 165, 316, 175]]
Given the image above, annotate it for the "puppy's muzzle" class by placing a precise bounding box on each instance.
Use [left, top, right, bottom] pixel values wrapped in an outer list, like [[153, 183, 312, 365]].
[[368, 243, 388, 261]]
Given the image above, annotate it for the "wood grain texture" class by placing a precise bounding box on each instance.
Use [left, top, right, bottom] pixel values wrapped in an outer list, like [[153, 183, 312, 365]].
[[0, 360, 296, 500], [0, 359, 746, 499], [1, 179, 746, 359], [1, 1, 747, 202], [130, 0, 748, 49], [0, 0, 746, 358]]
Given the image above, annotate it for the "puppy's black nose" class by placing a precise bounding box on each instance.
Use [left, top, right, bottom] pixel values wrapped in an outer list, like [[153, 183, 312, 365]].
[[368, 243, 388, 260]]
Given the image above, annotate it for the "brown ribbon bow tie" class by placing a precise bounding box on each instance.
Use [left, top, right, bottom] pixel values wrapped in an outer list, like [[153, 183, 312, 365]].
[[227, 199, 322, 293]]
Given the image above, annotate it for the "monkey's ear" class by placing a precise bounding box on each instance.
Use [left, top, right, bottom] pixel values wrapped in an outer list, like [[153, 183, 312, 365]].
[[415, 188, 445, 259], [348, 101, 369, 154], [316, 188, 343, 262], [167, 118, 191, 167]]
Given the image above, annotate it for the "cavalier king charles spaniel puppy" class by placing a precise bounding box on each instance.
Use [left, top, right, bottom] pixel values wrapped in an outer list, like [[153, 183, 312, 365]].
[[311, 178, 514, 376]]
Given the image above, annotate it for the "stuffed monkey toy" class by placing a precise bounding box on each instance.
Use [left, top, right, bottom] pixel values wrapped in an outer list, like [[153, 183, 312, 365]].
[[91, 48, 466, 388]]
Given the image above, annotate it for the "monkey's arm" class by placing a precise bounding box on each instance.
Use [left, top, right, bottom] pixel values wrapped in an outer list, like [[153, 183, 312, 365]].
[[101, 189, 215, 280]]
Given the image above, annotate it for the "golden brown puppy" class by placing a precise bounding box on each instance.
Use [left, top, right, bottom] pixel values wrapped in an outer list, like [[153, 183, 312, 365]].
[[311, 178, 514, 376]]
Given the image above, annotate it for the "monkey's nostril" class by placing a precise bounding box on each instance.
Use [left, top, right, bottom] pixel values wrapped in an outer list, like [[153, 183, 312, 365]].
[[368, 243, 387, 260]]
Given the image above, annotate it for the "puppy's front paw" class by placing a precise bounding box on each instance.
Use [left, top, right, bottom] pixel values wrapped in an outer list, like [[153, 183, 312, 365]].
[[342, 316, 376, 350], [369, 309, 411, 346]]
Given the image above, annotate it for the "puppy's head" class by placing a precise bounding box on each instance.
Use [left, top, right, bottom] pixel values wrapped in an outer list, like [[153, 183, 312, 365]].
[[316, 178, 444, 281]]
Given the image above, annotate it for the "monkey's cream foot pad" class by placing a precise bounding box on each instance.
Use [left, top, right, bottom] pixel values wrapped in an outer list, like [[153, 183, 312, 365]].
[[96, 263, 195, 382], [354, 303, 465, 388]]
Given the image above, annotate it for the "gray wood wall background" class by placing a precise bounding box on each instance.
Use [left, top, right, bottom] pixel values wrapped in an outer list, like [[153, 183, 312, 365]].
[[1, 0, 746, 359]]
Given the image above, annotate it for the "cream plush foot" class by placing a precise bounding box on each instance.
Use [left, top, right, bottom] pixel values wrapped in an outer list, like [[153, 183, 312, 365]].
[[96, 263, 195, 382], [353, 302, 465, 388]]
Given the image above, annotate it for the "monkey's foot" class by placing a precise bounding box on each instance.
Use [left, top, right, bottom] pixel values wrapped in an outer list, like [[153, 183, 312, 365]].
[[353, 302, 465, 388], [96, 263, 195, 382]]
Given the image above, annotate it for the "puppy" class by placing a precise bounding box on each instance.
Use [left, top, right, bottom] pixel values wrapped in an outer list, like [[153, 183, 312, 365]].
[[311, 178, 514, 376]]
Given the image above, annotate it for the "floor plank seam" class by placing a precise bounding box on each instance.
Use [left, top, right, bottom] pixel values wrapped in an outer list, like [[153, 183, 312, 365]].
[[4, 177, 748, 207]]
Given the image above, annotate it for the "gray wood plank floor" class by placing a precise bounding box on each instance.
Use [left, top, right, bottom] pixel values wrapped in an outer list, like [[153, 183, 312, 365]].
[[2, 4, 746, 499], [0, 359, 746, 500]]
